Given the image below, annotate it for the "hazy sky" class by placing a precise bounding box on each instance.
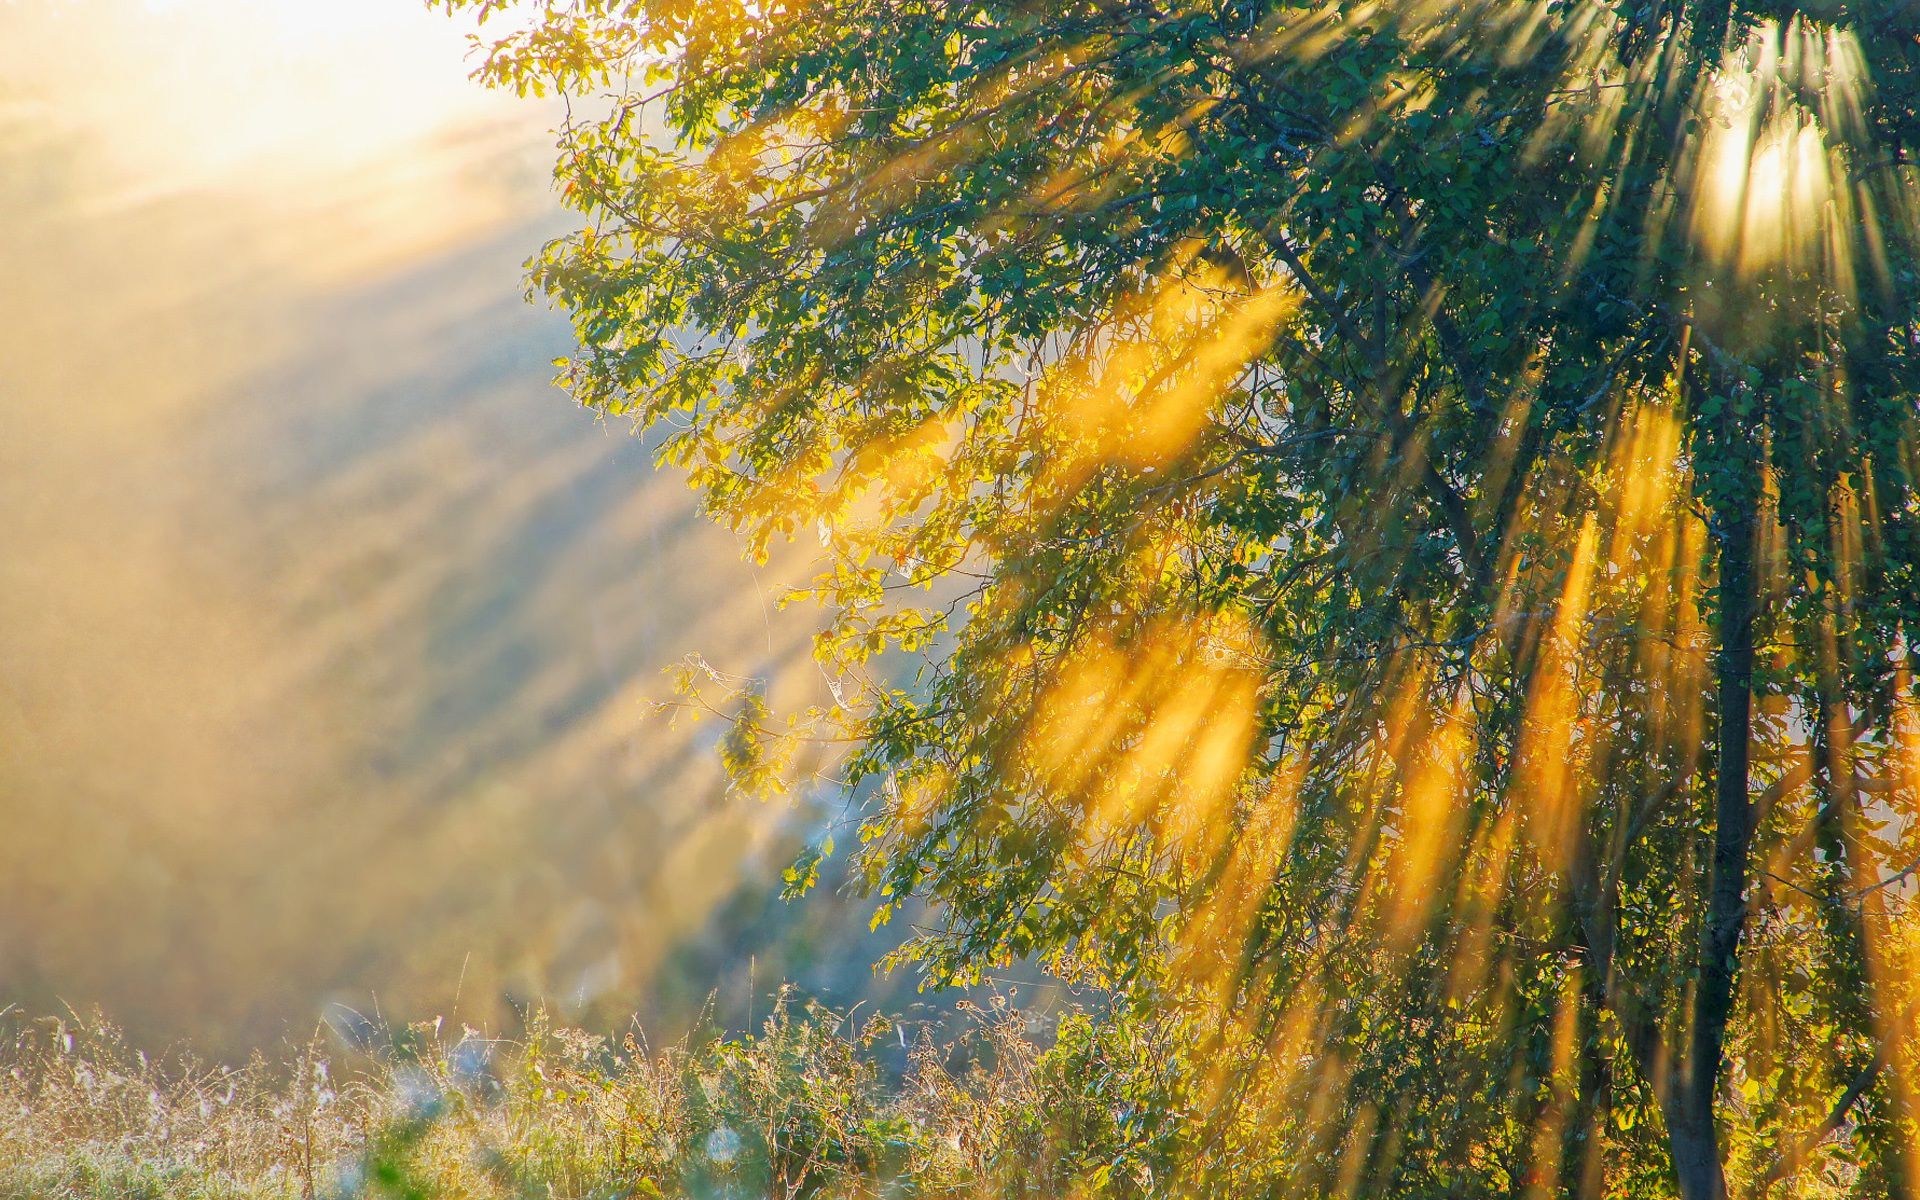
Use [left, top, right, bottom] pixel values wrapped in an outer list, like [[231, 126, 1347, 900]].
[[0, 0, 855, 1057]]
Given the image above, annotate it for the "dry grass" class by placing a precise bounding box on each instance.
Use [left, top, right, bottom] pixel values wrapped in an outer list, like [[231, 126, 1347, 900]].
[[0, 1013, 353, 1200], [0, 994, 1186, 1200]]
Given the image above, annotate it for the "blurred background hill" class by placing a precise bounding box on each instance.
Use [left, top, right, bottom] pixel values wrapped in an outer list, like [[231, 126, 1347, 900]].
[[0, 0, 947, 1060]]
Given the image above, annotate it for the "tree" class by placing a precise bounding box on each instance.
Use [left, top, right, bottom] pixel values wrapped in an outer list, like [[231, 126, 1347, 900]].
[[445, 1, 1920, 1194]]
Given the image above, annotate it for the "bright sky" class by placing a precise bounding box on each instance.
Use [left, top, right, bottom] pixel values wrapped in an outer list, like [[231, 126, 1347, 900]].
[[4, 0, 514, 200]]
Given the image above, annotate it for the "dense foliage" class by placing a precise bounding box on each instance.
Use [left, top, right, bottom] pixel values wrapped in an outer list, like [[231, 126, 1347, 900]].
[[445, 1, 1920, 1195]]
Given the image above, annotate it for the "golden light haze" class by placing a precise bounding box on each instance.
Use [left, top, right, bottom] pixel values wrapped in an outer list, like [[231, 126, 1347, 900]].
[[0, 0, 844, 1057]]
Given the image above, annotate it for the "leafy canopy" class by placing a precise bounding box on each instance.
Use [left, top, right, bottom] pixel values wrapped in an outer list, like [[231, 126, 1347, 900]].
[[446, 1, 1920, 1195]]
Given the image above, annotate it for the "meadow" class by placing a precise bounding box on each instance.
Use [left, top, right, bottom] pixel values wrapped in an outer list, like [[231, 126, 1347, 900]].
[[0, 997, 1192, 1200]]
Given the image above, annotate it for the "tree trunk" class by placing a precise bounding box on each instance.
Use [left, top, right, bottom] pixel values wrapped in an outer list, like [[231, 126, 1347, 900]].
[[1668, 1112, 1728, 1200], [1667, 494, 1756, 1200]]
